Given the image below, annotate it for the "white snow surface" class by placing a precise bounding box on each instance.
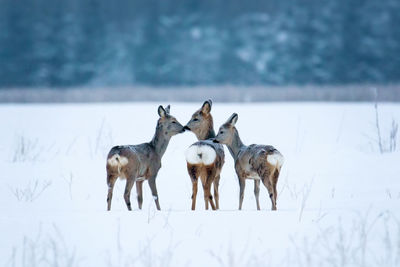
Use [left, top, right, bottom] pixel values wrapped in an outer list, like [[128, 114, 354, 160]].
[[1, 102, 400, 267]]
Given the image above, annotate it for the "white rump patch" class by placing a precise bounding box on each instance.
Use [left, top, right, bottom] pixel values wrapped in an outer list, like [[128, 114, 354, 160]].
[[185, 145, 216, 165], [267, 153, 284, 167], [107, 154, 129, 167]]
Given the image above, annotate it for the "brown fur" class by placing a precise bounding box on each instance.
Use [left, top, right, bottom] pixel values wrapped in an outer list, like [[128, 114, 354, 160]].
[[186, 151, 224, 210], [184, 100, 225, 210], [214, 113, 284, 210], [106, 105, 185, 211]]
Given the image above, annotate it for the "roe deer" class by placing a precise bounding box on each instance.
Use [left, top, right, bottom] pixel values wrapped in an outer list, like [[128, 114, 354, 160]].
[[183, 100, 225, 210], [106, 105, 185, 211], [213, 113, 284, 210]]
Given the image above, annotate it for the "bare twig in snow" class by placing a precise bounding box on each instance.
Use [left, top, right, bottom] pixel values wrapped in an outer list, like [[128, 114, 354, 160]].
[[12, 135, 40, 162], [63, 172, 74, 200], [298, 177, 314, 222], [374, 90, 384, 153], [373, 88, 398, 153], [389, 119, 398, 152], [10, 179, 52, 202]]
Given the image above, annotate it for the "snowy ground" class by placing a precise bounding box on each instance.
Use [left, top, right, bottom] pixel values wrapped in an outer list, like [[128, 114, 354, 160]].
[[1, 102, 399, 267]]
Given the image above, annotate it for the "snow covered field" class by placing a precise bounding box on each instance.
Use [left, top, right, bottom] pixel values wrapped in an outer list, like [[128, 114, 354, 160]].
[[1, 102, 399, 267]]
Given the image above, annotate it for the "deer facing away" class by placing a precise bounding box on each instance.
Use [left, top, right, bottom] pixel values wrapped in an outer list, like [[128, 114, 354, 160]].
[[183, 100, 225, 210], [106, 105, 185, 211], [213, 113, 284, 210]]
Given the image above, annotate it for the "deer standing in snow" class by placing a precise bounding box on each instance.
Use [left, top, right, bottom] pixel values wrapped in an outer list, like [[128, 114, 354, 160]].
[[106, 105, 185, 211], [183, 100, 225, 210], [213, 113, 284, 210]]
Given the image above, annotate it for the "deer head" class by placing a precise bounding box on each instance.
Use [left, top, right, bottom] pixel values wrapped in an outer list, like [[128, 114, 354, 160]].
[[213, 113, 238, 145], [184, 99, 214, 140], [157, 105, 185, 137]]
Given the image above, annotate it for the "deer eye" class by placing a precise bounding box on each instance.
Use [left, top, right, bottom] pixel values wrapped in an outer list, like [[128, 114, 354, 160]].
[[220, 131, 224, 134], [172, 121, 176, 124], [193, 118, 199, 122]]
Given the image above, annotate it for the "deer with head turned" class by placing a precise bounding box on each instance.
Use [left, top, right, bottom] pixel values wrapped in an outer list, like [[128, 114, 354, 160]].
[[183, 100, 225, 210], [106, 105, 185, 211], [213, 113, 284, 210]]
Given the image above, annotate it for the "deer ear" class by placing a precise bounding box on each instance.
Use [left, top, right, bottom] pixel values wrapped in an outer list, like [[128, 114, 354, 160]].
[[165, 105, 171, 114], [201, 99, 212, 114], [158, 105, 166, 117], [227, 113, 238, 125]]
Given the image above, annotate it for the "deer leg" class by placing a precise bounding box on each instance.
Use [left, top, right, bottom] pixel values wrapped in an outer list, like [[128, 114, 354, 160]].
[[262, 175, 276, 211], [136, 180, 144, 210], [106, 173, 117, 211], [202, 181, 216, 210], [124, 178, 135, 211], [238, 177, 246, 210], [208, 187, 216, 210], [254, 179, 261, 210], [213, 175, 221, 210], [203, 167, 216, 210], [148, 176, 161, 210], [200, 177, 209, 210], [272, 168, 280, 210], [191, 180, 198, 210], [187, 164, 199, 210]]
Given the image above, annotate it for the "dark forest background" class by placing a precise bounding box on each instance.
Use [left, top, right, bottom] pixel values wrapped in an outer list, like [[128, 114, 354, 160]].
[[1, 0, 399, 88]]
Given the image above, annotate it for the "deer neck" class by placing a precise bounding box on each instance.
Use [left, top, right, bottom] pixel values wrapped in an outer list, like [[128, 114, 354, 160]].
[[196, 117, 215, 140], [150, 124, 171, 158], [198, 128, 216, 140], [226, 128, 245, 161]]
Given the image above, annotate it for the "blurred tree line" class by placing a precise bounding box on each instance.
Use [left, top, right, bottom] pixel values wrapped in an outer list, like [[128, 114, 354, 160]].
[[0, 0, 399, 88]]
